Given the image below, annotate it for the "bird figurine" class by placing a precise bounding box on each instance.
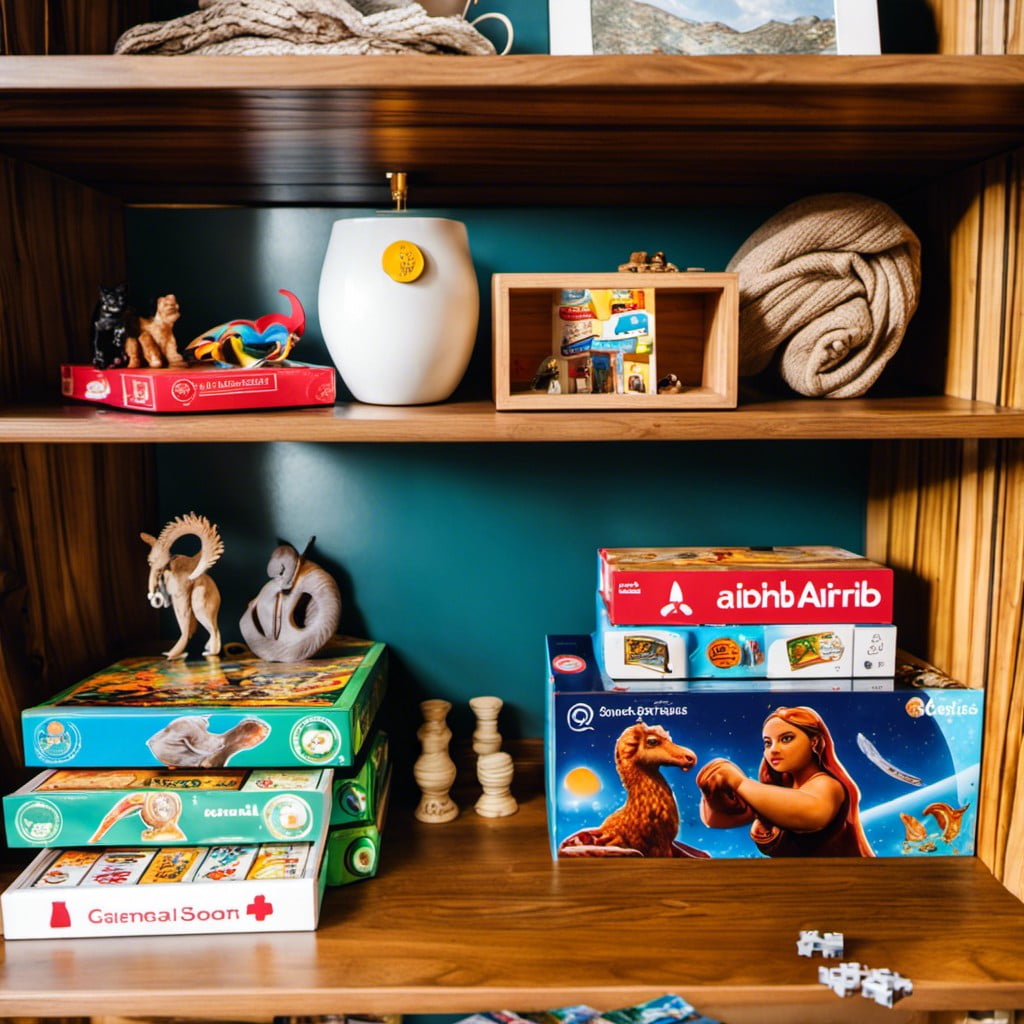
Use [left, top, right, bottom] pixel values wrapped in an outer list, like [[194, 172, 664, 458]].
[[187, 289, 306, 367]]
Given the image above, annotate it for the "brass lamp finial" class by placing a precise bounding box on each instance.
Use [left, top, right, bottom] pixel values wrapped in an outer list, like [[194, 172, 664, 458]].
[[386, 171, 408, 212]]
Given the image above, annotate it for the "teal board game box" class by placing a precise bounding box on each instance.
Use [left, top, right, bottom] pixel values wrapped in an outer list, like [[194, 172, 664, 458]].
[[4, 767, 331, 848], [22, 637, 386, 770], [331, 729, 389, 828]]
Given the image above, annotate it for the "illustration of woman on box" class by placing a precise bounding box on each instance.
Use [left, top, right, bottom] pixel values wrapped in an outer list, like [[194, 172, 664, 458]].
[[696, 705, 875, 857]]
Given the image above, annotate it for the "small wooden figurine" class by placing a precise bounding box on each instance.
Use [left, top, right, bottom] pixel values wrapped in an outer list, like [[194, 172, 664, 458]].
[[413, 699, 459, 823], [141, 512, 224, 659], [474, 751, 518, 818], [239, 537, 341, 661], [618, 250, 680, 273], [469, 695, 503, 755], [125, 294, 187, 369]]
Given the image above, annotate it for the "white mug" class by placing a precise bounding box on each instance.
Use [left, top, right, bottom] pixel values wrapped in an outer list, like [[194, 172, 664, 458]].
[[418, 0, 514, 55]]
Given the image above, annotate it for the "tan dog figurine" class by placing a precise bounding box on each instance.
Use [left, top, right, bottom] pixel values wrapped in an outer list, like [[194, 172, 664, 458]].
[[125, 294, 186, 369]]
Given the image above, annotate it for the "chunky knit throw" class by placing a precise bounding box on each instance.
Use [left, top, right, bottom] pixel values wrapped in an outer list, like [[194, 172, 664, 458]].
[[726, 193, 921, 398], [114, 0, 496, 56]]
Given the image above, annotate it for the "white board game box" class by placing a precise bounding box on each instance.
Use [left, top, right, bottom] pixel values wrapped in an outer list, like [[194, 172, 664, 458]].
[[1, 832, 328, 938]]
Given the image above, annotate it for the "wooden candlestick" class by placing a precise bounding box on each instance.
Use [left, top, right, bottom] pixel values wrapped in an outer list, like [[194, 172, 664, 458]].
[[469, 695, 503, 755], [413, 699, 459, 823], [474, 750, 518, 818]]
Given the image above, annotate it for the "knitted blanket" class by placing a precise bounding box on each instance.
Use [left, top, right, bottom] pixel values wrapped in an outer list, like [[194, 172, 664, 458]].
[[726, 193, 921, 398], [114, 0, 496, 56]]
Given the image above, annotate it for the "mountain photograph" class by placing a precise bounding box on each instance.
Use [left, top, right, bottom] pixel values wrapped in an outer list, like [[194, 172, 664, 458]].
[[589, 0, 838, 54]]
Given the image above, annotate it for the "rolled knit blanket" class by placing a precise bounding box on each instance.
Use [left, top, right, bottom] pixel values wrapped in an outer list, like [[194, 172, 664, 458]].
[[114, 0, 496, 56], [726, 193, 921, 398]]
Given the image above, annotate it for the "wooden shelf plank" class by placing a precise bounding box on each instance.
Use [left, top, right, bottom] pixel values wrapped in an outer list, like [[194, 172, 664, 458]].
[[2, 396, 1024, 443], [0, 55, 1022, 204], [0, 745, 1022, 1018]]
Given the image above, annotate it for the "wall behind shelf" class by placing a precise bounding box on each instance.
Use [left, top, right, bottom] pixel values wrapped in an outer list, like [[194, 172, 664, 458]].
[[128, 206, 869, 757]]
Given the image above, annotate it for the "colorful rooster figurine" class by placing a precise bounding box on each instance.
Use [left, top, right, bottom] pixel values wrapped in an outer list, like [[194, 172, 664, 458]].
[[187, 289, 306, 367]]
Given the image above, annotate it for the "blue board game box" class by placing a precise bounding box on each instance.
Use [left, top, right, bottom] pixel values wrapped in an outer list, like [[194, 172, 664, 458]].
[[22, 637, 386, 770], [546, 635, 983, 860]]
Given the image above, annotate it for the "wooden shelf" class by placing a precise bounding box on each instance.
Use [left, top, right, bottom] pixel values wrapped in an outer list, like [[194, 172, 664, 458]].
[[0, 55, 1022, 204], [2, 395, 1024, 443], [0, 745, 1022, 1019]]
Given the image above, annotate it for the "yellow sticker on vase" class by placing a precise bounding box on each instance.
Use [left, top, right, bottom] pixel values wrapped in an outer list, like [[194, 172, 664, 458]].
[[382, 240, 425, 283]]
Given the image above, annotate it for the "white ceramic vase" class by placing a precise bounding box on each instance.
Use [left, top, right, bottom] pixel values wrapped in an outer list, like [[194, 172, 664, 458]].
[[318, 216, 479, 405]]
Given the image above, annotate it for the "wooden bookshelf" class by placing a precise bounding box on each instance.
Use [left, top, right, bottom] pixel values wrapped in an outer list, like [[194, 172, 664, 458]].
[[0, 55, 1022, 206], [2, 396, 1024, 443], [1, 10, 1024, 1019], [0, 744, 1022, 1021]]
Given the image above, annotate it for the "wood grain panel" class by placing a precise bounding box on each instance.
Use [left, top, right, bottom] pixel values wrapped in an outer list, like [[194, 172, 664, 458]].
[[0, 157, 156, 798], [867, 144, 1024, 894], [0, 1, 151, 56], [0, 155, 126, 399], [0, 56, 1022, 205]]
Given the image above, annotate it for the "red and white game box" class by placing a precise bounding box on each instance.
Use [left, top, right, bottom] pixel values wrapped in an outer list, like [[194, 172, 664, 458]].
[[599, 546, 894, 626], [61, 362, 336, 413], [1, 833, 328, 938]]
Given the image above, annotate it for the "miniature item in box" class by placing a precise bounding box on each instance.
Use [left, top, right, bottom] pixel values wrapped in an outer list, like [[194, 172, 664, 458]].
[[4, 767, 332, 848], [142, 512, 224, 660], [22, 636, 387, 770], [546, 635, 982, 860], [187, 289, 305, 368], [240, 537, 341, 662], [1, 834, 329, 938], [594, 592, 896, 679], [598, 546, 894, 626], [555, 287, 655, 395]]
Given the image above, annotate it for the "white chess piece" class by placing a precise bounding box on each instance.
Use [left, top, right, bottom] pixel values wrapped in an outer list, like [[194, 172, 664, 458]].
[[474, 750, 518, 818], [413, 699, 459, 823], [469, 695, 503, 755]]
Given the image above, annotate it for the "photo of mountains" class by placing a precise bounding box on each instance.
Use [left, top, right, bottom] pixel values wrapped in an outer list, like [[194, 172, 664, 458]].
[[589, 0, 838, 54]]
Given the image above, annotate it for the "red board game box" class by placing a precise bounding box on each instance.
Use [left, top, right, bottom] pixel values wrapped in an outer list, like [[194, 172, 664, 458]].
[[599, 546, 894, 626], [61, 362, 336, 413]]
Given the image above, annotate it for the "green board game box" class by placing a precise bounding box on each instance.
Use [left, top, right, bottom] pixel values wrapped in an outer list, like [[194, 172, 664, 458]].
[[326, 762, 391, 887], [22, 637, 386, 770], [4, 767, 332, 849], [331, 729, 389, 828]]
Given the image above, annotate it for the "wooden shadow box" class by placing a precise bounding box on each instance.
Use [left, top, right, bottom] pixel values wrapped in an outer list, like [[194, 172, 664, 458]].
[[492, 272, 738, 411]]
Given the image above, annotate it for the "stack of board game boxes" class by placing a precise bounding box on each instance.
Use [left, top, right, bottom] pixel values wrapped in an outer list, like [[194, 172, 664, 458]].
[[546, 546, 984, 861], [1, 636, 390, 939]]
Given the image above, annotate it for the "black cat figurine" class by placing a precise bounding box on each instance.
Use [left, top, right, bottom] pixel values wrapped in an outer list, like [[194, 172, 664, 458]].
[[90, 283, 131, 369]]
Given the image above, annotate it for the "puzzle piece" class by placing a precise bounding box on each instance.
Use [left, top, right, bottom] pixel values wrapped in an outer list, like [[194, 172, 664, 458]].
[[797, 929, 844, 958], [861, 967, 914, 1008], [818, 962, 867, 998]]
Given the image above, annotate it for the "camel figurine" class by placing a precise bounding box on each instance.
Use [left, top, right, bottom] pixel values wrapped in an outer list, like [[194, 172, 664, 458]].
[[559, 720, 709, 858], [141, 512, 224, 659]]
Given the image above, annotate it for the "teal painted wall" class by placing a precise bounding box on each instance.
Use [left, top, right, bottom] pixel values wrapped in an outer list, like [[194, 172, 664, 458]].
[[126, 206, 870, 752]]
